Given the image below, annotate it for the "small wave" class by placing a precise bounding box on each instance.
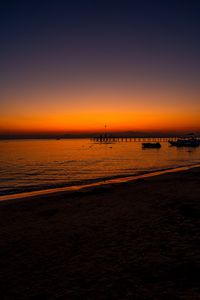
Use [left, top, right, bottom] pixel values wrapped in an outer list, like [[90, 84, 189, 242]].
[[0, 177, 15, 181], [57, 160, 79, 164], [24, 172, 42, 176]]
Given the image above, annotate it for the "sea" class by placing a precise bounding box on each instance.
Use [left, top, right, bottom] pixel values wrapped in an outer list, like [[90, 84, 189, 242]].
[[0, 138, 200, 197]]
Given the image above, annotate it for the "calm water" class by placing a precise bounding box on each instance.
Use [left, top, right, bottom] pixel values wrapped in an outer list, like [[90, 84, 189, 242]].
[[0, 139, 200, 196]]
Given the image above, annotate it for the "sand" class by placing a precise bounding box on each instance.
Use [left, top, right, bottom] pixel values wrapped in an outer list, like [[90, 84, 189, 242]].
[[0, 167, 200, 299]]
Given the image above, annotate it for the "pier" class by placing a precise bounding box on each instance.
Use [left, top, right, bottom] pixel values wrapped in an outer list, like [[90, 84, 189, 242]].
[[91, 136, 180, 143]]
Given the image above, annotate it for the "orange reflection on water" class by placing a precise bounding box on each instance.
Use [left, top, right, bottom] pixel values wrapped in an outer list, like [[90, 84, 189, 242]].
[[0, 139, 200, 197]]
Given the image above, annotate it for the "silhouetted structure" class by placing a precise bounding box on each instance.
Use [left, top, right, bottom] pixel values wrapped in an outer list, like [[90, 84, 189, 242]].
[[92, 136, 180, 143]]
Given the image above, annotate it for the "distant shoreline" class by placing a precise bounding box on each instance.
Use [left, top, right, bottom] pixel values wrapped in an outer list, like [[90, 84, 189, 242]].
[[1, 131, 200, 140]]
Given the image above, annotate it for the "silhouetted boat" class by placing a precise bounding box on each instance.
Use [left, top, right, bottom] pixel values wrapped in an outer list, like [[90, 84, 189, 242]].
[[142, 142, 161, 149], [168, 137, 200, 147]]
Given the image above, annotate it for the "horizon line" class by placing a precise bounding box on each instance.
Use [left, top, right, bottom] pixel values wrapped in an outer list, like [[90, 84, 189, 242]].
[[1, 130, 200, 140]]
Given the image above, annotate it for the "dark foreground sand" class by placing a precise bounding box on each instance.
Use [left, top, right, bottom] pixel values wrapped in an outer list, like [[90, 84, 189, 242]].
[[0, 167, 200, 300]]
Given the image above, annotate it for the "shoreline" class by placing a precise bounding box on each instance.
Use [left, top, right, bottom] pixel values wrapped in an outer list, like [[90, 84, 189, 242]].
[[1, 162, 200, 203]]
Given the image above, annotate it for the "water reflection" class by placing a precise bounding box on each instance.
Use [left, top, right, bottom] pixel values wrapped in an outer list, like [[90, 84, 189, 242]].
[[0, 139, 199, 195]]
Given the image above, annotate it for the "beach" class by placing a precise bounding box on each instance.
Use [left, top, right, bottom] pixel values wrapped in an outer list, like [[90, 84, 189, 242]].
[[0, 167, 199, 299]]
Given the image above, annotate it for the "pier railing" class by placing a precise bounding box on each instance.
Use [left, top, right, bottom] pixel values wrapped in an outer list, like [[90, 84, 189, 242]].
[[91, 136, 181, 142], [91, 135, 200, 143]]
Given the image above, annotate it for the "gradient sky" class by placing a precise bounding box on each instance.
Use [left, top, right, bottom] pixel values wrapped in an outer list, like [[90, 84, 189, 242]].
[[1, 1, 200, 136]]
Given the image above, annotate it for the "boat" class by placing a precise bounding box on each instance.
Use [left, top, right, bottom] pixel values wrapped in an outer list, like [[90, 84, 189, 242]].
[[168, 136, 200, 147], [142, 142, 161, 149]]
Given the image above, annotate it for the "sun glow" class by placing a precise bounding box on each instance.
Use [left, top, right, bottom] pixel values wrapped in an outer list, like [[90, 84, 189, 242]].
[[1, 84, 200, 135]]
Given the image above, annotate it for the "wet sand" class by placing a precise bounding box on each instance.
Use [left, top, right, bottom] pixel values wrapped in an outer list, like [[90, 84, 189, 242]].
[[0, 167, 200, 299]]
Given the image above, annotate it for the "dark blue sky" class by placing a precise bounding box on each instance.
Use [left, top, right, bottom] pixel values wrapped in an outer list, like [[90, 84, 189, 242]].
[[1, 1, 200, 85]]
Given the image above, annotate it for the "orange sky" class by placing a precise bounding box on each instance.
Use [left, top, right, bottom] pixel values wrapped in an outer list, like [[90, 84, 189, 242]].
[[1, 83, 200, 135]]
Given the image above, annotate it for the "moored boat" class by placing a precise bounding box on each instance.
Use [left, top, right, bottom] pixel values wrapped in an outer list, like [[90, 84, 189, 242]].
[[168, 137, 200, 147], [142, 142, 161, 149]]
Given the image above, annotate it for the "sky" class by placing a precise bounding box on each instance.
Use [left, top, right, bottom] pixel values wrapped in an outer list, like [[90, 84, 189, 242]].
[[1, 0, 200, 137]]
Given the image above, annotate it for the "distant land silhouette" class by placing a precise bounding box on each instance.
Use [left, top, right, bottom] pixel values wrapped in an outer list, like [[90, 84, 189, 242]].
[[0, 131, 200, 140]]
